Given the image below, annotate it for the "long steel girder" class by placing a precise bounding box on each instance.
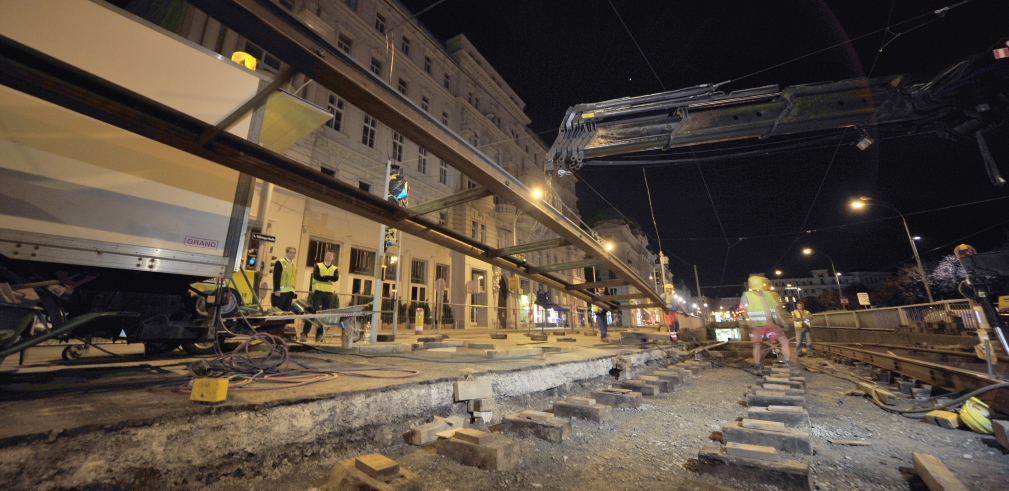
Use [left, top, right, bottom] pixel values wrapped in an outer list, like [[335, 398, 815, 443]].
[[183, 0, 663, 309], [0, 35, 616, 307], [817, 343, 1004, 394]]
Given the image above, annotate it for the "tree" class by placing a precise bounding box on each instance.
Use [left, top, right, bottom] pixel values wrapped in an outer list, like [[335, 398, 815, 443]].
[[816, 289, 841, 311], [928, 254, 966, 300], [871, 279, 906, 307], [894, 264, 929, 304], [801, 296, 823, 313]]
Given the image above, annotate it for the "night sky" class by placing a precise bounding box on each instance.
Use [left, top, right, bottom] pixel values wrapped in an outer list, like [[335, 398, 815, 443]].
[[402, 0, 1009, 297]]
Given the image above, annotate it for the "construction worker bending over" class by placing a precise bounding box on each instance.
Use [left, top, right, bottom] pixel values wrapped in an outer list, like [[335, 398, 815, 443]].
[[792, 302, 813, 356], [740, 275, 791, 369]]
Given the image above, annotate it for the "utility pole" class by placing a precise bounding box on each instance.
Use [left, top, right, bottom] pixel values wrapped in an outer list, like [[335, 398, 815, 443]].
[[369, 160, 393, 343], [694, 264, 704, 318]]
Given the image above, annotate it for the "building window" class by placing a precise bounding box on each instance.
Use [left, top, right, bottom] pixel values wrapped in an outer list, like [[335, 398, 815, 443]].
[[474, 97, 480, 110], [400, 36, 410, 55], [439, 160, 448, 184], [374, 12, 386, 33], [350, 278, 372, 305], [326, 94, 344, 131], [359, 181, 371, 193], [443, 73, 451, 90], [337, 34, 353, 54], [438, 211, 448, 226], [436, 264, 450, 286], [362, 114, 377, 148], [421, 96, 429, 112], [424, 56, 432, 74], [392, 132, 404, 162], [471, 220, 478, 239], [411, 285, 427, 302], [382, 254, 397, 281], [411, 259, 427, 284], [397, 78, 408, 96], [306, 240, 340, 268], [344, 0, 357, 11], [370, 58, 382, 76], [479, 224, 486, 243], [417, 147, 428, 174], [241, 41, 281, 72], [350, 248, 375, 275], [441, 111, 449, 126], [321, 166, 336, 177]]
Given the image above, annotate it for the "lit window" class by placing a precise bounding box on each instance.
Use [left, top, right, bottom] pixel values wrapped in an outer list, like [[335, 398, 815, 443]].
[[392, 132, 404, 162], [417, 147, 427, 174], [326, 94, 344, 131], [362, 114, 377, 148], [375, 13, 386, 33]]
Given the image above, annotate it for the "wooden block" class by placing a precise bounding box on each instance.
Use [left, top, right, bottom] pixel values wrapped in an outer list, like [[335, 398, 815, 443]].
[[742, 418, 787, 432], [466, 342, 496, 349], [565, 396, 596, 405], [453, 380, 493, 401], [698, 444, 811, 491], [767, 405, 804, 413], [454, 428, 493, 445], [726, 442, 780, 462], [433, 415, 467, 428], [874, 388, 897, 405], [502, 412, 571, 444], [993, 420, 1009, 450], [355, 453, 400, 479], [763, 383, 794, 391], [435, 429, 458, 439], [827, 439, 871, 446], [912, 452, 969, 491], [519, 409, 553, 422], [407, 420, 449, 445]]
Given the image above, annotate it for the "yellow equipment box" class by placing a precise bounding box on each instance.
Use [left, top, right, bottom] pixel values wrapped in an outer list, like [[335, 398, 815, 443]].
[[190, 378, 228, 403]]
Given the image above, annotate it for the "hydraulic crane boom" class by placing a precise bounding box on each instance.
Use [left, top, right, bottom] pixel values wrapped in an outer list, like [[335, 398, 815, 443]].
[[547, 38, 1009, 184]]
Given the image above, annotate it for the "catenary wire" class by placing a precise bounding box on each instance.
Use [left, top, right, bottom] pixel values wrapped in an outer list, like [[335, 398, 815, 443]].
[[607, 0, 666, 92]]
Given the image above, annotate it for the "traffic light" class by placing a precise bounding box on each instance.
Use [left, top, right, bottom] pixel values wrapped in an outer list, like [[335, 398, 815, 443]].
[[388, 164, 408, 206], [384, 228, 397, 249], [245, 248, 258, 269]]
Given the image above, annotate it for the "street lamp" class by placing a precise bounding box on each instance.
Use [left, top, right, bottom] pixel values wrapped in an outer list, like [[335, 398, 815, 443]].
[[802, 248, 844, 305], [849, 196, 934, 303], [604, 242, 615, 252], [775, 270, 783, 276]]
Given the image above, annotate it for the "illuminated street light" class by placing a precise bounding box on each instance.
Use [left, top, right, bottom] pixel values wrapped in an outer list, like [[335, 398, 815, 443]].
[[603, 242, 615, 252], [775, 270, 782, 276], [531, 188, 543, 200], [802, 247, 845, 306], [849, 196, 933, 303]]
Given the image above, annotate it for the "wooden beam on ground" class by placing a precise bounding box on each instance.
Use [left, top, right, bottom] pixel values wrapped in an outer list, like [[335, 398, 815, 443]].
[[397, 186, 492, 219], [527, 259, 599, 275], [486, 238, 569, 258]]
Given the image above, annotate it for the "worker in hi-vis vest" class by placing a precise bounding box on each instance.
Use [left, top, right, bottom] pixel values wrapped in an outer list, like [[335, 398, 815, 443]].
[[304, 250, 339, 342], [272, 246, 297, 312], [792, 302, 813, 357], [739, 275, 791, 370], [660, 283, 681, 340]]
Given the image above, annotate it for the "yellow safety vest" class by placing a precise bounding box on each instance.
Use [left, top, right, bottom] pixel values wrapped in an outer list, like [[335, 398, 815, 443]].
[[744, 290, 782, 327], [793, 309, 811, 328], [278, 258, 296, 293], [311, 262, 337, 292]]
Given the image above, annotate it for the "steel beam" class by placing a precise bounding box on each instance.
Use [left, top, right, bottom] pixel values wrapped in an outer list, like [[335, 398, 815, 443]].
[[0, 35, 600, 306], [186, 0, 664, 309], [817, 343, 1003, 394], [599, 293, 652, 301], [527, 259, 599, 275], [571, 279, 629, 291], [487, 238, 569, 258], [396, 186, 492, 219]]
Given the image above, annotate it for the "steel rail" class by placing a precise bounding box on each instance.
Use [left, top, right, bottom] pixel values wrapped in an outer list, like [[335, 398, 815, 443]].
[[185, 0, 664, 310], [816, 343, 1005, 394], [0, 35, 611, 308]]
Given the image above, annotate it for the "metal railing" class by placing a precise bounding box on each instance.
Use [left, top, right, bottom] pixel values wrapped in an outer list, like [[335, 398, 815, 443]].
[[810, 299, 980, 334]]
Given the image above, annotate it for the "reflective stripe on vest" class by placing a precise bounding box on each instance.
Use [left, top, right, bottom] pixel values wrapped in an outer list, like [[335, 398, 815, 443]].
[[312, 262, 337, 292], [744, 291, 771, 326], [279, 258, 296, 293]]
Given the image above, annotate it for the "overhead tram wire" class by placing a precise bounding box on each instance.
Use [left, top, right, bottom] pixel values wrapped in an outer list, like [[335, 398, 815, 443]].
[[608, 0, 666, 92], [641, 168, 665, 257], [866, 0, 897, 78], [692, 146, 736, 289]]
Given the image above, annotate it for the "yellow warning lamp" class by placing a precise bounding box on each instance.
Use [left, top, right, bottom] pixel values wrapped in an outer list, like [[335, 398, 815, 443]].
[[231, 51, 257, 71]]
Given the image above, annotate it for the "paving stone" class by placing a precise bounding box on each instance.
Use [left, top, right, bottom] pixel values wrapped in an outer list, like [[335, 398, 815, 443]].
[[615, 380, 659, 396], [697, 444, 811, 491], [590, 388, 643, 408], [466, 342, 496, 349], [722, 421, 812, 454], [325, 456, 424, 491], [923, 410, 960, 429], [453, 380, 493, 401], [355, 453, 400, 479], [912, 452, 969, 491], [490, 333, 507, 339], [553, 399, 613, 422], [639, 375, 672, 393], [424, 341, 465, 348], [726, 442, 780, 462], [993, 420, 1009, 451], [501, 412, 572, 444], [747, 407, 811, 429], [406, 420, 448, 445], [437, 433, 521, 471], [746, 393, 806, 408], [485, 348, 543, 359]]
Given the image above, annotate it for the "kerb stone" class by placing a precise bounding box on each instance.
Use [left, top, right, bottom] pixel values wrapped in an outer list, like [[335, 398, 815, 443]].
[[722, 421, 812, 454], [590, 388, 643, 408], [697, 444, 811, 491], [437, 433, 521, 471], [323, 457, 424, 491], [501, 412, 572, 444], [453, 380, 493, 401], [553, 400, 613, 422]]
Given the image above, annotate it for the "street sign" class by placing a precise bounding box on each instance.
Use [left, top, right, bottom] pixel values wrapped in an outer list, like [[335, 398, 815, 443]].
[[251, 232, 275, 242], [508, 276, 519, 292], [857, 292, 871, 306], [840, 297, 850, 306]]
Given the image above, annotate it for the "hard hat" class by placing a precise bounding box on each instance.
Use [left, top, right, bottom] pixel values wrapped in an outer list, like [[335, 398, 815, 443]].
[[664, 283, 674, 289], [959, 397, 992, 434], [747, 275, 766, 291]]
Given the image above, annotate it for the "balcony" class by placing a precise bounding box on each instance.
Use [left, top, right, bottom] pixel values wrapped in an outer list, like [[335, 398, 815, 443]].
[[495, 203, 517, 222], [473, 195, 495, 213]]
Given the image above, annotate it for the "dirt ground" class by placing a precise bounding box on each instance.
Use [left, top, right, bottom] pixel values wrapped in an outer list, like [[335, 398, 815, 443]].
[[126, 355, 1006, 491], [7, 350, 1008, 489]]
